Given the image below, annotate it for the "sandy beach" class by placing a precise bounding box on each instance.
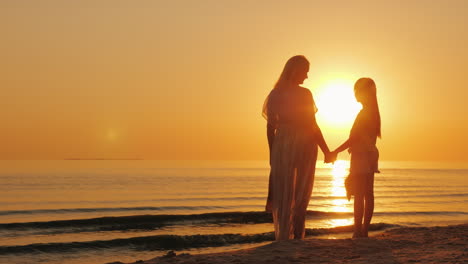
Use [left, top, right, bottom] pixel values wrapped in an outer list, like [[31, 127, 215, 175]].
[[118, 224, 467, 264]]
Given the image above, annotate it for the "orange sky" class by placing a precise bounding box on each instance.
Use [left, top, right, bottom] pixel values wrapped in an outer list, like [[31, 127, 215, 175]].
[[1, 1, 467, 162]]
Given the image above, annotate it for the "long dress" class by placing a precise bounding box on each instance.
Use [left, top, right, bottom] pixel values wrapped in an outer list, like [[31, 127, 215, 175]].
[[264, 86, 319, 240]]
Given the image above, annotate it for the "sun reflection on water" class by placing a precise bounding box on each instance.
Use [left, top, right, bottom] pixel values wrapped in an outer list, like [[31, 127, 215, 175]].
[[327, 218, 354, 227], [309, 160, 355, 228], [330, 160, 348, 198], [328, 160, 352, 222], [330, 198, 349, 212]]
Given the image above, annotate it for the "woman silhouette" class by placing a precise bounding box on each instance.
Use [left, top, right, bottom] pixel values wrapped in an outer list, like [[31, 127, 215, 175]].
[[332, 77, 381, 238], [263, 55, 333, 240]]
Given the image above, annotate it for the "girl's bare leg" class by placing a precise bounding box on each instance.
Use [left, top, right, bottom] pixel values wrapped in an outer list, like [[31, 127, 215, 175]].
[[353, 194, 364, 238], [362, 174, 375, 237], [362, 193, 374, 237]]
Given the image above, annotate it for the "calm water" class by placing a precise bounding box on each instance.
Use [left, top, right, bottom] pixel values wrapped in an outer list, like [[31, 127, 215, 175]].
[[0, 160, 467, 264]]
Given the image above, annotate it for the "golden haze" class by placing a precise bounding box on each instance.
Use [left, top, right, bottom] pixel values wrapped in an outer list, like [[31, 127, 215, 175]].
[[1, 1, 467, 162]]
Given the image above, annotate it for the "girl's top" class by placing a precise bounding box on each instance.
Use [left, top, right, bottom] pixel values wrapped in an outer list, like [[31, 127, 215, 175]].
[[349, 108, 379, 154]]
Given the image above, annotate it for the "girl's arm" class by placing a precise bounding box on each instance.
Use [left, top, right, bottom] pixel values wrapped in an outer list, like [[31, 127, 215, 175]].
[[334, 111, 361, 154], [334, 139, 350, 153]]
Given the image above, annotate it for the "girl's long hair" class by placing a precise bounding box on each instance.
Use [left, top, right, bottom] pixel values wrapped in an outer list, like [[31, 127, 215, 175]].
[[354, 78, 381, 138]]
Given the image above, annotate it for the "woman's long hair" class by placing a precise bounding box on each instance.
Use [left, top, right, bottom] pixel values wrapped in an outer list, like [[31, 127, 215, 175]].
[[263, 55, 310, 121], [354, 78, 381, 138], [274, 55, 309, 90]]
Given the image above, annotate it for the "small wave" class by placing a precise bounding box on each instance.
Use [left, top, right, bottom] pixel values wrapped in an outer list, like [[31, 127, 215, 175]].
[[372, 193, 468, 199], [0, 211, 271, 231], [1, 210, 465, 235], [0, 223, 397, 255], [375, 211, 468, 216], [0, 211, 353, 232], [0, 206, 230, 216]]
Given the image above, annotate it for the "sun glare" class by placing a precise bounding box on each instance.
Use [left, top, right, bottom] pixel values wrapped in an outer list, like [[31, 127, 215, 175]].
[[330, 160, 348, 197], [328, 160, 351, 213], [331, 160, 348, 179], [315, 79, 361, 128], [107, 129, 117, 141]]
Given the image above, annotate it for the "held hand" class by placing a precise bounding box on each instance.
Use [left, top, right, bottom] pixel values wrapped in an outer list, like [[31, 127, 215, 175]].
[[330, 151, 338, 163], [324, 151, 338, 164], [331, 150, 339, 163]]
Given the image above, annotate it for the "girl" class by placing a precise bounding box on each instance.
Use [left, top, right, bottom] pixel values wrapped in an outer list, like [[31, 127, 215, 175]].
[[332, 77, 381, 238]]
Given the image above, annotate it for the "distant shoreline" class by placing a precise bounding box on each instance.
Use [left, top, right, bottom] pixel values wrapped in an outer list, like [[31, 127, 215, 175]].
[[64, 158, 144, 160]]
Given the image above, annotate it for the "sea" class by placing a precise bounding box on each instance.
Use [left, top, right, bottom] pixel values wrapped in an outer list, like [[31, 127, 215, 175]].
[[0, 160, 467, 264]]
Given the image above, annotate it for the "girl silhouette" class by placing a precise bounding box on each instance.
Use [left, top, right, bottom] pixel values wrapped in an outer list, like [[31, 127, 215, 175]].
[[333, 77, 381, 238]]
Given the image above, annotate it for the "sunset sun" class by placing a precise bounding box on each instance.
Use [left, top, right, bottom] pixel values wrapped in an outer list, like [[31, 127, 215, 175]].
[[106, 129, 118, 142], [314, 79, 361, 128]]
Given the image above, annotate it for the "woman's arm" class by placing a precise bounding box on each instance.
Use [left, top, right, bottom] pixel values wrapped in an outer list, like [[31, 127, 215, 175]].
[[267, 123, 275, 163], [303, 88, 330, 155], [266, 123, 275, 212], [267, 123, 275, 151], [314, 125, 330, 155]]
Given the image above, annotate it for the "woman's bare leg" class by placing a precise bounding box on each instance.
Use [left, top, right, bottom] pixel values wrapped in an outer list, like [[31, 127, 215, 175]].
[[265, 171, 273, 212], [293, 212, 306, 239], [293, 158, 316, 240]]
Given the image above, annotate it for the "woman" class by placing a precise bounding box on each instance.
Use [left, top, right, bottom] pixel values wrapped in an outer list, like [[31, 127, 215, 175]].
[[332, 77, 381, 238], [263, 55, 332, 240]]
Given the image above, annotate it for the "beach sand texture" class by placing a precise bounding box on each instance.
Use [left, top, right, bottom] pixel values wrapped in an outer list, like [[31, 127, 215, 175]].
[[123, 224, 467, 264]]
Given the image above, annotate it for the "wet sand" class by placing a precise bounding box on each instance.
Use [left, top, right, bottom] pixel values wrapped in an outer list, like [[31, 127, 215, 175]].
[[120, 224, 467, 264]]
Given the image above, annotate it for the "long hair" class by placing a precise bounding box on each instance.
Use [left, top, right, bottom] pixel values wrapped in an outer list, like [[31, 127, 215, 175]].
[[262, 55, 310, 121], [354, 78, 381, 138], [273, 55, 309, 90]]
